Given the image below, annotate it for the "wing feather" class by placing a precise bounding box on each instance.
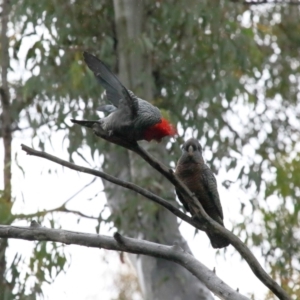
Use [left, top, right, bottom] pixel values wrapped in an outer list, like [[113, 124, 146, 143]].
[[83, 52, 138, 119]]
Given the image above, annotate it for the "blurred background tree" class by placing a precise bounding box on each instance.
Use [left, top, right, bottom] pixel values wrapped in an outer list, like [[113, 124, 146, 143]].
[[1, 0, 299, 299]]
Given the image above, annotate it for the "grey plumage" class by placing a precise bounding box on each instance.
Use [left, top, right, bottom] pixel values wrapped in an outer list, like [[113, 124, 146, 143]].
[[97, 104, 117, 114], [175, 138, 229, 249], [80, 52, 162, 141]]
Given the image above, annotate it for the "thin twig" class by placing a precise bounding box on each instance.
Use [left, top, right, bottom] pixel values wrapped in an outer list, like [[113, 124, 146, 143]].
[[64, 177, 97, 204], [14, 177, 99, 221], [14, 206, 99, 221]]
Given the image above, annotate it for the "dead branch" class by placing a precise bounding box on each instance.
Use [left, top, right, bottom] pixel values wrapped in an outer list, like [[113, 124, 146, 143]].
[[0, 224, 249, 300]]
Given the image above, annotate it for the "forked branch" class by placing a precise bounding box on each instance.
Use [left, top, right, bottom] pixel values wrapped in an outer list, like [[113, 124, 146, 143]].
[[65, 122, 290, 300]]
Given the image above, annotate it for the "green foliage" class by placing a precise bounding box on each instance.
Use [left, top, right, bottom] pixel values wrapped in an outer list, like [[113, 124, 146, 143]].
[[2, 240, 67, 300], [0, 191, 13, 225], [3, 0, 300, 298], [28, 240, 68, 285]]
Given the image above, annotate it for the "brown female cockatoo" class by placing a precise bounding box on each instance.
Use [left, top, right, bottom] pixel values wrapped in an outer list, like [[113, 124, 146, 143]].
[[175, 138, 229, 249]]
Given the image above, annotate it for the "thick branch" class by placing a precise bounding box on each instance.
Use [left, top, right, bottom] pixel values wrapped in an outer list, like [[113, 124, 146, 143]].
[[1, 0, 12, 203], [0, 0, 11, 295], [21, 143, 290, 300], [0, 224, 248, 300], [68, 123, 290, 300], [135, 146, 290, 300]]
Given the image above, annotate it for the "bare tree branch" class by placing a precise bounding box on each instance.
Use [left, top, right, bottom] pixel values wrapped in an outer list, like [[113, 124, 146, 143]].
[[0, 224, 249, 300], [84, 123, 291, 299], [21, 144, 200, 230], [21, 138, 290, 300]]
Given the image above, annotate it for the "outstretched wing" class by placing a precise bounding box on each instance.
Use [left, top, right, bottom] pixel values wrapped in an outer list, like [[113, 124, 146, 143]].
[[83, 52, 138, 118]]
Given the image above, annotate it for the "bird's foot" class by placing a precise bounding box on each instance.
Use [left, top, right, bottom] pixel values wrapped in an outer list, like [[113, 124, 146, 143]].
[[100, 121, 107, 131], [192, 214, 205, 223]]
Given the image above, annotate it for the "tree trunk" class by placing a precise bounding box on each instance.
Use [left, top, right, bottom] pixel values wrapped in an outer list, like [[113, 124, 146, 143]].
[[0, 0, 12, 298], [100, 1, 213, 299]]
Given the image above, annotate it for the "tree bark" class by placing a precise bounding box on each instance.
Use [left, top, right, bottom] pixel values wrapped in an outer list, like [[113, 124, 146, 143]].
[[0, 0, 12, 298], [100, 1, 213, 299], [0, 224, 250, 300], [1, 0, 11, 200]]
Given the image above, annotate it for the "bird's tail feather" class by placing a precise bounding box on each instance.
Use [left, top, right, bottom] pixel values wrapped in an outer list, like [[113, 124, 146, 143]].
[[206, 230, 230, 249]]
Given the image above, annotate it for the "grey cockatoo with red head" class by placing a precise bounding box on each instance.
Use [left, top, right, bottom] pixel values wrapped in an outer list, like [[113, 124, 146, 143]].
[[71, 52, 176, 142]]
